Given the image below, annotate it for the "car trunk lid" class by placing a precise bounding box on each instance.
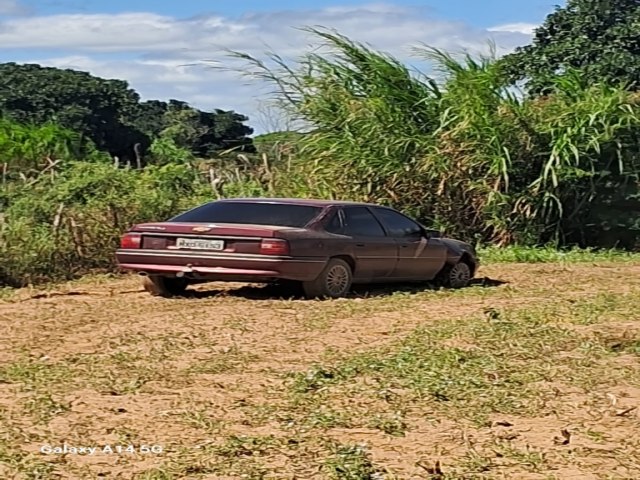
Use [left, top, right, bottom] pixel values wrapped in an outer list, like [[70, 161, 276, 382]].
[[131, 222, 299, 254]]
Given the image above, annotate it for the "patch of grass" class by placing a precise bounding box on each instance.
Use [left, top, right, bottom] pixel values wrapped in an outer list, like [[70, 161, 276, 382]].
[[286, 292, 640, 427], [135, 450, 222, 479], [455, 450, 495, 476], [324, 443, 385, 480], [222, 314, 252, 332], [0, 438, 58, 480], [0, 286, 17, 301], [0, 358, 74, 392], [187, 435, 289, 478], [289, 317, 561, 424], [96, 364, 162, 395], [296, 310, 333, 331], [187, 345, 259, 375], [136, 470, 176, 480], [368, 412, 407, 437], [569, 292, 632, 325], [493, 442, 549, 472], [68, 351, 169, 395], [300, 405, 356, 429], [24, 392, 70, 424], [479, 245, 640, 264], [213, 434, 281, 458], [113, 426, 137, 444], [590, 332, 640, 355], [180, 408, 224, 432]]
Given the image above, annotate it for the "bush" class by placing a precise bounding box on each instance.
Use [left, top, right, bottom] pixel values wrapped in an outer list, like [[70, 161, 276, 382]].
[[0, 162, 212, 286]]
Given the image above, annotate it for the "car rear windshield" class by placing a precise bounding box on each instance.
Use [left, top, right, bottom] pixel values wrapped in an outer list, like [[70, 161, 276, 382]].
[[169, 202, 322, 228]]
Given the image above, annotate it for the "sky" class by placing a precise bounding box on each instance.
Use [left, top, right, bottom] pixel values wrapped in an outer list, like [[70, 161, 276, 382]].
[[0, 0, 565, 134]]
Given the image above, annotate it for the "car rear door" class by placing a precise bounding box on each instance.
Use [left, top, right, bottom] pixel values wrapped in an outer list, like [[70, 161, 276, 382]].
[[326, 207, 398, 281], [371, 207, 447, 280]]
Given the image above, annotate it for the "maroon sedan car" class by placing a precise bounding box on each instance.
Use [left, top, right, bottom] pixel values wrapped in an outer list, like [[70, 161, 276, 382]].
[[116, 198, 479, 298]]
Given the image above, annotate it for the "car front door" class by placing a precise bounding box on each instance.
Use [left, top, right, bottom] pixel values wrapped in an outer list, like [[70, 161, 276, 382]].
[[371, 207, 447, 280], [333, 206, 398, 281]]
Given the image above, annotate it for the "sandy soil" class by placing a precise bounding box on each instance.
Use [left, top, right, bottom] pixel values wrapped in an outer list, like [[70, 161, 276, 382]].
[[0, 262, 639, 479]]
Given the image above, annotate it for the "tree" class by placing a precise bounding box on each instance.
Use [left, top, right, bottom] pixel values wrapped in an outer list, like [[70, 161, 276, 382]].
[[0, 63, 148, 161], [133, 100, 255, 157], [499, 0, 640, 94], [196, 109, 255, 156]]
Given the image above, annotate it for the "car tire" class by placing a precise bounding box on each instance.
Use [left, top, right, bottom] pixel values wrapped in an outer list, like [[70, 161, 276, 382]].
[[302, 258, 353, 299], [142, 275, 189, 297], [439, 261, 472, 289]]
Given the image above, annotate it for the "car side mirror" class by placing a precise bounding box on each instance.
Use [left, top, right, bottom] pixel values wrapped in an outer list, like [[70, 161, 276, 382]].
[[423, 228, 441, 238]]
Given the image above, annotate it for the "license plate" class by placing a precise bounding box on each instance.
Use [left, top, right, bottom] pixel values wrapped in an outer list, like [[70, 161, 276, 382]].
[[175, 238, 224, 251]]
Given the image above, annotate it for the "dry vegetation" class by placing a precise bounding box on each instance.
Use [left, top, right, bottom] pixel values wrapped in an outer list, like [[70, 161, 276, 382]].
[[1, 257, 639, 479]]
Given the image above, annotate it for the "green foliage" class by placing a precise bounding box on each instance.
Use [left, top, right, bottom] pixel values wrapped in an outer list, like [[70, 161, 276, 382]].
[[0, 62, 146, 160], [0, 118, 105, 176], [0, 161, 218, 286], [137, 100, 256, 157], [253, 131, 302, 164], [324, 443, 381, 480], [148, 137, 194, 165], [0, 63, 255, 162], [0, 116, 266, 286], [499, 0, 640, 94], [478, 245, 640, 264]]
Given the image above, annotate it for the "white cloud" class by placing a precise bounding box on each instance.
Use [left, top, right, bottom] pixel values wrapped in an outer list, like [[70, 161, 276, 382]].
[[488, 22, 538, 35], [0, 0, 29, 15], [2, 3, 537, 133]]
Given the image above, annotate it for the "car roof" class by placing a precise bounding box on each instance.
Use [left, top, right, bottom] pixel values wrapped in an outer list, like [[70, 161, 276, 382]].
[[215, 197, 382, 208]]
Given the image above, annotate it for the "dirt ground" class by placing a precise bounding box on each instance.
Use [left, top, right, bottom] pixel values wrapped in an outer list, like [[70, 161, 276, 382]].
[[1, 261, 639, 479]]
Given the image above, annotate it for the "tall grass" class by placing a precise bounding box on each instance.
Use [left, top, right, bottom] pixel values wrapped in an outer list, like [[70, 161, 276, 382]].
[[0, 156, 271, 287], [226, 28, 640, 247]]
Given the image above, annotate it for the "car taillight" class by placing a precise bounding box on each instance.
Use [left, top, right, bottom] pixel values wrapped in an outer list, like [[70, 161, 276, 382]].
[[120, 232, 142, 249], [259, 238, 289, 255]]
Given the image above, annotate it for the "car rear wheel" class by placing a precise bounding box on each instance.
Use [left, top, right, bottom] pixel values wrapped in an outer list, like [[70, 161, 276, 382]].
[[302, 258, 352, 299], [142, 275, 189, 297], [439, 261, 472, 289]]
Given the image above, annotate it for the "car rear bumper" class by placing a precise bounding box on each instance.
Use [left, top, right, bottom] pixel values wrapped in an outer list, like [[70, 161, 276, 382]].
[[115, 249, 326, 282]]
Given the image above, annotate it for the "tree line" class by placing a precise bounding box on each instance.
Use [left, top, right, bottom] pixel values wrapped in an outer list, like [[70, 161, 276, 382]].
[[0, 62, 255, 166]]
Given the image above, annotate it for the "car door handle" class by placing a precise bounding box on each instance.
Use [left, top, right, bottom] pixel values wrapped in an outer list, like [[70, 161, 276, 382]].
[[356, 243, 365, 247]]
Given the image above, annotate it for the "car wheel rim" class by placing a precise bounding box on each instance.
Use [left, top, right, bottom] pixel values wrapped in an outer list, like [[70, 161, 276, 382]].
[[326, 265, 349, 295], [451, 264, 470, 286]]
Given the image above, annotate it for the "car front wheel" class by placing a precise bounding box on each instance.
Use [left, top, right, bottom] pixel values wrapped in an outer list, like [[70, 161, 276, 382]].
[[439, 261, 472, 289], [302, 258, 353, 299], [142, 275, 189, 297]]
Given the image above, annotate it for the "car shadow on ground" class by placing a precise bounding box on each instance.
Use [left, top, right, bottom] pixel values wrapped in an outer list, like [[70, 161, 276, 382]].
[[180, 276, 508, 301]]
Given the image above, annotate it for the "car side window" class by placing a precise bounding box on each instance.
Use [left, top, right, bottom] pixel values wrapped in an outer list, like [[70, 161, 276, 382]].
[[342, 207, 386, 237], [324, 210, 344, 234], [373, 208, 423, 238]]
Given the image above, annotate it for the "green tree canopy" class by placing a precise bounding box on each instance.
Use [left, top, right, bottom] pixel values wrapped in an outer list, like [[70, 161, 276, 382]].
[[0, 63, 255, 162], [499, 0, 640, 94], [0, 62, 147, 161], [134, 100, 255, 157]]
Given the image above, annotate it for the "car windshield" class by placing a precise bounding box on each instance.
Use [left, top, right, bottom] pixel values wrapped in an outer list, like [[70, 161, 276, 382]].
[[169, 202, 322, 228]]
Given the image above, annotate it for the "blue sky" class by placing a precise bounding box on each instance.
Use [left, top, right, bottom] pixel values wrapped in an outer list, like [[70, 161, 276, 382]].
[[0, 0, 564, 133], [34, 0, 559, 28]]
